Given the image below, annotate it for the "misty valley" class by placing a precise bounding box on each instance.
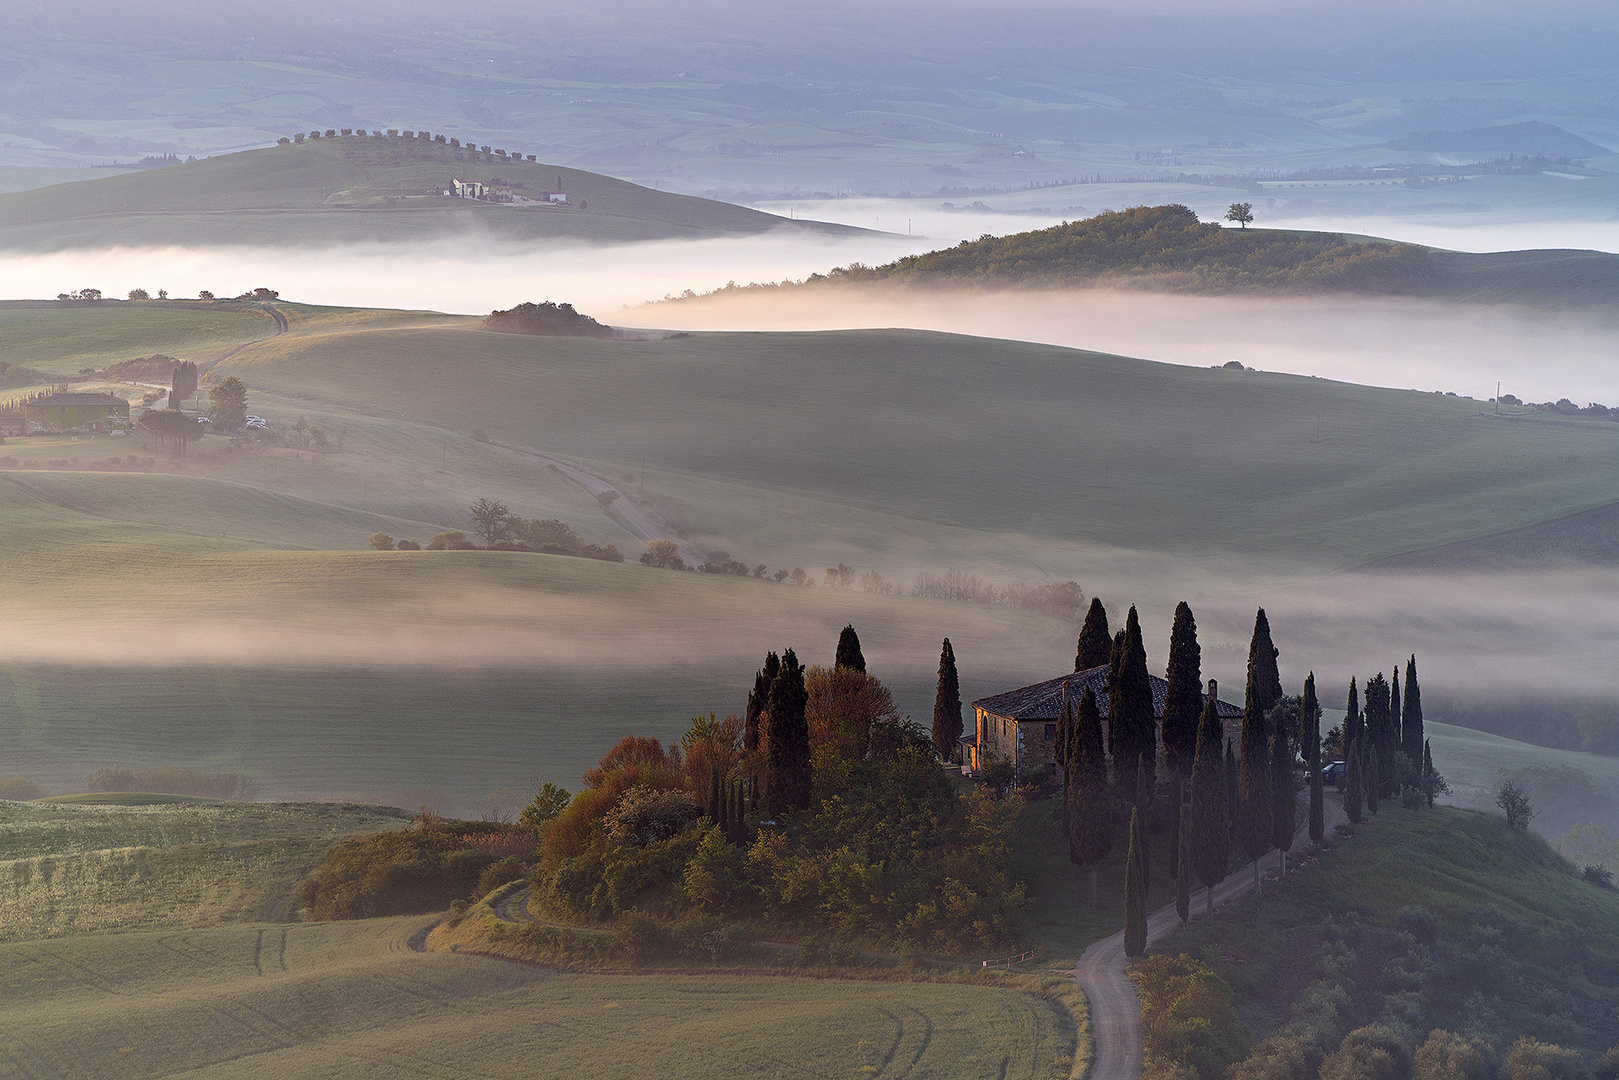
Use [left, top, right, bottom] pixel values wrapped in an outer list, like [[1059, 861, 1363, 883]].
[[2, 4, 1619, 1080]]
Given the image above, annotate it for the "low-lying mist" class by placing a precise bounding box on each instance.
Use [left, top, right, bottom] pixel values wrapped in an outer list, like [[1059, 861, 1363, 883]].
[[620, 282, 1619, 404]]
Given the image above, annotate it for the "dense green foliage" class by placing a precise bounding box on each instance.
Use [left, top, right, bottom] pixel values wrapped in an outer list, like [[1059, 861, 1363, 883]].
[[298, 818, 535, 920], [1136, 953, 1250, 1080], [835, 624, 867, 674], [530, 686, 1030, 952], [819, 205, 1438, 295]]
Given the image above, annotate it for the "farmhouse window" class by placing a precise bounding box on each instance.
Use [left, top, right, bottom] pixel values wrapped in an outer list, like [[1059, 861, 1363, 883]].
[[1044, 723, 1056, 741]]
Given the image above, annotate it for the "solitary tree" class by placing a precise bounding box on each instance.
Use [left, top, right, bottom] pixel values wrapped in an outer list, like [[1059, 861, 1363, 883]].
[[834, 624, 866, 673], [1124, 805, 1147, 958], [1075, 597, 1111, 671], [640, 539, 686, 569], [1403, 655, 1425, 764], [207, 376, 249, 430], [765, 649, 811, 816], [1305, 674, 1325, 845], [468, 497, 513, 546], [1225, 202, 1254, 229], [1069, 688, 1114, 906], [1190, 695, 1229, 917], [932, 638, 963, 761], [1496, 781, 1533, 831], [1162, 601, 1202, 788]]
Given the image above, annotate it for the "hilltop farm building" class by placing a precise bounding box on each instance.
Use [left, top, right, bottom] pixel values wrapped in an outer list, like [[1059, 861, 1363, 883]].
[[18, 392, 130, 433], [964, 664, 1244, 774]]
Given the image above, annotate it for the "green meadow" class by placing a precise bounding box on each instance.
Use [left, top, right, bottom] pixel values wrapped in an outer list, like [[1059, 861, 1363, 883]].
[[0, 915, 1074, 1079]]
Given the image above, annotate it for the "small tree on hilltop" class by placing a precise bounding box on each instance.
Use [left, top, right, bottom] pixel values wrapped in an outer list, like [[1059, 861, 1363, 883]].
[[931, 638, 962, 762], [468, 497, 514, 546], [1225, 202, 1254, 229]]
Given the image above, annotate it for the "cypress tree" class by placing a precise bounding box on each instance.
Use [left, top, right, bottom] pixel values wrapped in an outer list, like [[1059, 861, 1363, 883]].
[[1305, 674, 1325, 846], [1225, 742, 1240, 844], [1404, 656, 1424, 765], [1364, 673, 1392, 797], [1070, 688, 1114, 906], [834, 624, 866, 673], [1270, 713, 1296, 877], [1106, 628, 1127, 758], [1136, 757, 1152, 889], [1363, 741, 1380, 815], [1162, 601, 1202, 787], [1075, 597, 1111, 671], [1124, 805, 1147, 958], [765, 648, 811, 817], [1422, 739, 1438, 808], [744, 652, 779, 753], [708, 768, 723, 827], [1237, 612, 1275, 891], [1176, 803, 1192, 925], [1344, 677, 1362, 750], [1344, 735, 1364, 823], [1247, 609, 1284, 715], [1391, 669, 1402, 765], [1110, 607, 1155, 806], [1190, 696, 1229, 918], [931, 638, 963, 762], [1167, 781, 1182, 880]]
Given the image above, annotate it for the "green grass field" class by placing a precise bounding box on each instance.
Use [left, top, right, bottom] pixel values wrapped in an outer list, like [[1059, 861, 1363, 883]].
[[0, 138, 853, 249], [1156, 805, 1619, 1054], [0, 915, 1074, 1079], [0, 800, 407, 941]]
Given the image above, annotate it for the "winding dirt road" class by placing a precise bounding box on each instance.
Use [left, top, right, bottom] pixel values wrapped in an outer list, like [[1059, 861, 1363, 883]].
[[1073, 794, 1348, 1080], [514, 449, 702, 564]]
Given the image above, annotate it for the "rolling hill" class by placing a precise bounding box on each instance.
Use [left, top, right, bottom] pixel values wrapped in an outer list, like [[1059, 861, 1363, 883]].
[[0, 136, 858, 250], [5, 301, 1619, 799]]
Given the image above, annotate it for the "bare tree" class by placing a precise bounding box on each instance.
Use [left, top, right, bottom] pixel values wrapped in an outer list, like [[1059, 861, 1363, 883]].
[[468, 497, 514, 546]]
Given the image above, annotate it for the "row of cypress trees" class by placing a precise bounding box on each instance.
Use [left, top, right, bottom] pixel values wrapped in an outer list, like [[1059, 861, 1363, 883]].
[[1343, 655, 1442, 823]]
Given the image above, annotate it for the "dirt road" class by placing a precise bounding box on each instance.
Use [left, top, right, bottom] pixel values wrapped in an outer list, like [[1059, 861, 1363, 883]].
[[1073, 794, 1348, 1080], [515, 449, 700, 564]]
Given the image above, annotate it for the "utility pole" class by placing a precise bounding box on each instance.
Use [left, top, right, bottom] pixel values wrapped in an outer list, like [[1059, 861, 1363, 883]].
[[1496, 381, 1501, 415]]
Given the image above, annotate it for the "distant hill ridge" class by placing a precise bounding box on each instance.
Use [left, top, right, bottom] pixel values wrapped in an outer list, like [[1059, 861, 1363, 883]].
[[0, 136, 859, 250], [666, 204, 1619, 306]]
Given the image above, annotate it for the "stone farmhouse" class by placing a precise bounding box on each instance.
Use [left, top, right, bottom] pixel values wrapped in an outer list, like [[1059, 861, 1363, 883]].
[[21, 391, 130, 434], [963, 663, 1244, 775]]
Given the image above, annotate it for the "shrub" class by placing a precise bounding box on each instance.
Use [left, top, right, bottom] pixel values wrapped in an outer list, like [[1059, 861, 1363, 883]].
[[298, 829, 499, 920], [427, 530, 477, 550], [0, 775, 47, 800], [369, 532, 395, 550], [1319, 1027, 1413, 1080], [396, 538, 422, 550], [1596, 1045, 1619, 1080], [1501, 1037, 1588, 1080], [1414, 1030, 1493, 1080], [603, 786, 700, 846], [1134, 953, 1250, 1080], [475, 855, 530, 899], [614, 910, 671, 961]]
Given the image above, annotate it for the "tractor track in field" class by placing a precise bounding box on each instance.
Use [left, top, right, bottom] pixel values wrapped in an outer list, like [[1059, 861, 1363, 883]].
[[1073, 793, 1348, 1080]]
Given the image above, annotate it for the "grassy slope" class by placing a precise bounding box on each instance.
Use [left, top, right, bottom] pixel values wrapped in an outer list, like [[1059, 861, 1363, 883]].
[[0, 300, 280, 374], [1156, 805, 1619, 1054], [213, 323, 1619, 573], [0, 800, 407, 940], [0, 915, 1072, 1079], [0, 138, 851, 249]]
